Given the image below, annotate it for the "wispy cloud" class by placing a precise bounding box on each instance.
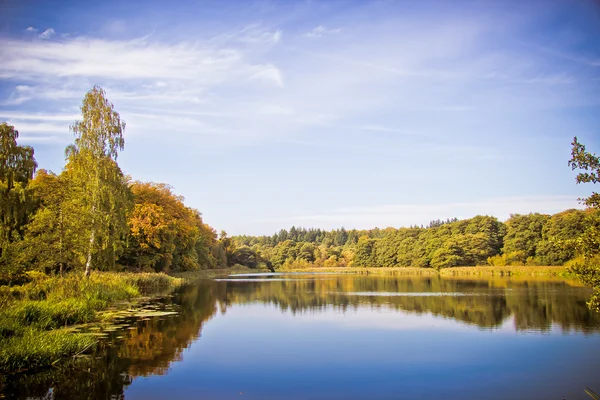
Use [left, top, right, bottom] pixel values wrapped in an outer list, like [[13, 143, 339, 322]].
[[304, 25, 341, 38], [38, 28, 55, 40], [0, 27, 287, 141], [258, 196, 584, 230], [25, 26, 37, 33]]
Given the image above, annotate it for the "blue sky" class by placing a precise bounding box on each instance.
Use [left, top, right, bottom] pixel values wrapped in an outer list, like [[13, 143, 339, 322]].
[[1, 0, 599, 235]]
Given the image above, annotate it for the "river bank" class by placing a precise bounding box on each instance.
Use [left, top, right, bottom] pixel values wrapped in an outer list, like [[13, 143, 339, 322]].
[[169, 265, 259, 280], [0, 271, 183, 373], [252, 265, 574, 278]]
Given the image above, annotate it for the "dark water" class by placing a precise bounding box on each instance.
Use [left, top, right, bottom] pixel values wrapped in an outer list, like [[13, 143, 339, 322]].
[[3, 273, 600, 400]]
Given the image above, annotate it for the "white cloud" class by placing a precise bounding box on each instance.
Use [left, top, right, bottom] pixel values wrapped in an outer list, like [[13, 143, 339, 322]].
[[231, 25, 282, 44], [0, 35, 281, 86], [249, 64, 284, 87], [258, 196, 584, 230], [304, 25, 341, 38], [39, 28, 55, 40], [25, 26, 37, 33], [0, 111, 79, 122]]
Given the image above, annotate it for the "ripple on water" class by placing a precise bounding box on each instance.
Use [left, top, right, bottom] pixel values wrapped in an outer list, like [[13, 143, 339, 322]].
[[336, 291, 493, 297]]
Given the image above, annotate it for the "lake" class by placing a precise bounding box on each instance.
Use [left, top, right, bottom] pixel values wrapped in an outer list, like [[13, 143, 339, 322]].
[[3, 273, 600, 400]]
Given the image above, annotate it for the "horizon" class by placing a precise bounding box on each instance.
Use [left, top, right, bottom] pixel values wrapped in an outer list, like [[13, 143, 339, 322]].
[[1, 0, 599, 235]]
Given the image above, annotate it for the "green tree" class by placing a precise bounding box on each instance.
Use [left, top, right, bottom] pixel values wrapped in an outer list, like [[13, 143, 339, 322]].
[[0, 123, 37, 245], [298, 242, 316, 262], [65, 86, 131, 277], [229, 246, 259, 268], [568, 136, 600, 311], [536, 209, 589, 265], [0, 122, 37, 278], [271, 240, 297, 269], [16, 170, 86, 276], [354, 236, 377, 267], [501, 213, 549, 265]]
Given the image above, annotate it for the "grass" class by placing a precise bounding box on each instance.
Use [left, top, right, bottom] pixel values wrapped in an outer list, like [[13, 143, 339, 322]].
[[278, 266, 440, 276], [0, 271, 183, 373], [438, 265, 574, 278], [276, 265, 574, 278], [169, 265, 259, 280], [0, 328, 95, 373]]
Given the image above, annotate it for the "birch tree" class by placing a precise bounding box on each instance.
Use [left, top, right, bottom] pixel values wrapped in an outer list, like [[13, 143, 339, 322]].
[[66, 86, 131, 277]]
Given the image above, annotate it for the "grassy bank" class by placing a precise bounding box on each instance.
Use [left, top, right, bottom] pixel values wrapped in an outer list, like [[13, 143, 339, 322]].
[[277, 267, 439, 276], [0, 271, 183, 373], [170, 265, 260, 280], [439, 265, 573, 277], [275, 265, 574, 278]]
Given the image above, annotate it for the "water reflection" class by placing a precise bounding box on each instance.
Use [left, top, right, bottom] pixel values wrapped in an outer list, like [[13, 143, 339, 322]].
[[2, 275, 599, 399], [218, 275, 600, 332]]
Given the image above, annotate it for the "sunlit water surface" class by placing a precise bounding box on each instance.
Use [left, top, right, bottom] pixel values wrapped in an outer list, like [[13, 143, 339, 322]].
[[3, 273, 600, 400]]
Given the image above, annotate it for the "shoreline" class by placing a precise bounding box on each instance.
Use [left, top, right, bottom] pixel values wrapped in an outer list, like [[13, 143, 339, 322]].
[[171, 265, 578, 281]]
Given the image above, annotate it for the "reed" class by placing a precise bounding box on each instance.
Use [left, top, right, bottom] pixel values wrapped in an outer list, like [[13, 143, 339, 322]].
[[0, 271, 183, 373]]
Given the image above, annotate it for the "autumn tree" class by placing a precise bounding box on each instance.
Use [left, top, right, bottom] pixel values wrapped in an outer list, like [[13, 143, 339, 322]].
[[66, 86, 131, 277], [119, 182, 218, 272]]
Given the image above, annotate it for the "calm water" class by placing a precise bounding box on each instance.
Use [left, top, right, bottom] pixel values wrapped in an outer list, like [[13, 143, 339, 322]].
[[3, 273, 600, 400]]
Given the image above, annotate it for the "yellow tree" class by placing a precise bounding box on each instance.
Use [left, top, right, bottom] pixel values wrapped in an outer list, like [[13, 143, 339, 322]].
[[121, 182, 218, 272]]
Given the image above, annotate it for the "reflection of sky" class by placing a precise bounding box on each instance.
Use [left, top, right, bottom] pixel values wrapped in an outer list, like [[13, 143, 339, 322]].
[[125, 303, 600, 400]]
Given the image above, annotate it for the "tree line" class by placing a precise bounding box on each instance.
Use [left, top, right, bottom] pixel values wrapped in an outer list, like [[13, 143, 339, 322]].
[[0, 87, 225, 282], [231, 209, 599, 271]]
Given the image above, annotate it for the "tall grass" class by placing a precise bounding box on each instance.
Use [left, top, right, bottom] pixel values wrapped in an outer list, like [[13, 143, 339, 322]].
[[439, 265, 573, 277], [0, 271, 183, 373], [275, 265, 572, 278]]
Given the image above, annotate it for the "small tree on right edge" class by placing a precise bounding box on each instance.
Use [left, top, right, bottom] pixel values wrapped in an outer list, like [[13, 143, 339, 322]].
[[568, 136, 600, 312]]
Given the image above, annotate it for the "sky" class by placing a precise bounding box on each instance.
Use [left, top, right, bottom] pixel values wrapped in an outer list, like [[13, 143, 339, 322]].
[[0, 0, 599, 235]]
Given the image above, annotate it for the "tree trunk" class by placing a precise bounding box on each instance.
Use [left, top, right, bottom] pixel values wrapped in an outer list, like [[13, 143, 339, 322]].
[[59, 206, 64, 277], [84, 228, 95, 278]]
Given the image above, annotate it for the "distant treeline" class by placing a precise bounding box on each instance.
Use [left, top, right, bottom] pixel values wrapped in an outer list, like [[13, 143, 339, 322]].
[[232, 210, 599, 270]]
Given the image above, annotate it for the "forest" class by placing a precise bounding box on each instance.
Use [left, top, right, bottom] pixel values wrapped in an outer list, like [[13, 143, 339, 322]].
[[232, 210, 598, 271], [0, 86, 599, 294]]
